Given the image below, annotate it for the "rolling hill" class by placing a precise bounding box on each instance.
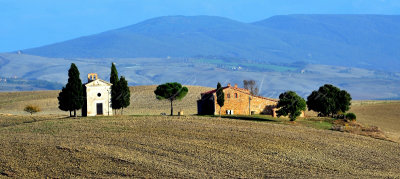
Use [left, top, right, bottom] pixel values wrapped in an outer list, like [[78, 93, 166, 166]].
[[2, 15, 400, 99], [21, 15, 400, 72], [1, 88, 400, 177], [1, 86, 399, 143], [1, 115, 400, 178], [1, 53, 400, 99]]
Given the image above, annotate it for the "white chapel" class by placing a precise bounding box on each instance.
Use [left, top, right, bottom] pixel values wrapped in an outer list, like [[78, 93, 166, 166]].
[[82, 73, 113, 116]]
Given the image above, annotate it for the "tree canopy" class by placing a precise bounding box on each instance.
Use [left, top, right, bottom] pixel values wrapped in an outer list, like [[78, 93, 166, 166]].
[[109, 63, 131, 115], [307, 84, 352, 117], [276, 91, 306, 121], [154, 82, 188, 116], [110, 62, 120, 111], [243, 80, 259, 96], [118, 76, 130, 114], [58, 86, 71, 112], [216, 82, 225, 116], [57, 63, 84, 117]]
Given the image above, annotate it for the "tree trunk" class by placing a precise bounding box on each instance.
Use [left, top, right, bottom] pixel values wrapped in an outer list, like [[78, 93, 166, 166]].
[[121, 107, 124, 115], [69, 110, 72, 117], [249, 97, 251, 115], [74, 109, 76, 117], [219, 106, 221, 118], [170, 100, 173, 116]]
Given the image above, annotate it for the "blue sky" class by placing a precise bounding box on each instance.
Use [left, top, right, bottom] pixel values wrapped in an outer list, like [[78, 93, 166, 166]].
[[1, 0, 400, 52]]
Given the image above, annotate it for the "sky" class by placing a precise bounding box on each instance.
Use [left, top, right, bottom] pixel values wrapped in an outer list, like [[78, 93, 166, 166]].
[[1, 0, 400, 52]]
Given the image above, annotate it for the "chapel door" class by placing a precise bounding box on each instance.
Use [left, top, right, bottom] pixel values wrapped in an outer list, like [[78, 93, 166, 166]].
[[96, 103, 103, 115]]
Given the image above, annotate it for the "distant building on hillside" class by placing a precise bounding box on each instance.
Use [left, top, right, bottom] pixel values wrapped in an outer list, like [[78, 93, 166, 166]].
[[197, 83, 279, 116], [82, 73, 113, 116]]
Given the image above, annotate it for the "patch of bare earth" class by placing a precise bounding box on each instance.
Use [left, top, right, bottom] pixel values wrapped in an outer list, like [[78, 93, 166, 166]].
[[332, 119, 388, 141], [350, 101, 400, 143], [0, 115, 399, 178]]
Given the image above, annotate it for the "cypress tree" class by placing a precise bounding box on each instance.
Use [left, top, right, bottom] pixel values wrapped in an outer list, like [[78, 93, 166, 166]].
[[110, 63, 120, 114], [118, 76, 131, 115], [65, 63, 84, 117], [58, 86, 72, 117], [216, 82, 225, 116]]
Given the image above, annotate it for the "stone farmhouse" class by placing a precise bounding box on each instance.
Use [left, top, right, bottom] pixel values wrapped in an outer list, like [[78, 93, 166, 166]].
[[82, 73, 113, 116], [197, 83, 279, 116]]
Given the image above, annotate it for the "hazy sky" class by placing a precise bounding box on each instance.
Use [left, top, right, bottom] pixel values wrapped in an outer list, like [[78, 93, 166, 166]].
[[1, 0, 399, 52]]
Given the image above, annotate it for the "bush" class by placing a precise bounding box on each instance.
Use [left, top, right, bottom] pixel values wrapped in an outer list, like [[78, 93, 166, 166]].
[[345, 113, 357, 121], [276, 91, 306, 121], [24, 105, 41, 115]]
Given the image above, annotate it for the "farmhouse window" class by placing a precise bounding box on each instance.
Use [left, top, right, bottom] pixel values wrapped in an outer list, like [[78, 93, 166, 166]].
[[235, 93, 238, 98], [227, 93, 230, 98]]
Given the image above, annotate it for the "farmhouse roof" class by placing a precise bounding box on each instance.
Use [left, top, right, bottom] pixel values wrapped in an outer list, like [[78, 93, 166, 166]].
[[201, 83, 278, 102], [201, 86, 230, 95]]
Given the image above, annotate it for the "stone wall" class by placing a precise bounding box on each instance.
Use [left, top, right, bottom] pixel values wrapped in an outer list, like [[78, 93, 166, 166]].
[[249, 96, 278, 115], [213, 87, 277, 115]]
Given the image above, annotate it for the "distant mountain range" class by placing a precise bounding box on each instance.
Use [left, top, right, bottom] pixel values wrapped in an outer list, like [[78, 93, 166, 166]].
[[21, 15, 400, 72]]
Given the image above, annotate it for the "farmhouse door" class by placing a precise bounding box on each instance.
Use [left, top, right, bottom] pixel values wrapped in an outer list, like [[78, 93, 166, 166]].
[[96, 103, 103, 115]]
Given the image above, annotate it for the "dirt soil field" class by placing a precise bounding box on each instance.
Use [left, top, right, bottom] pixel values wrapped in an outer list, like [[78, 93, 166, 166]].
[[0, 115, 399, 178], [350, 101, 400, 143]]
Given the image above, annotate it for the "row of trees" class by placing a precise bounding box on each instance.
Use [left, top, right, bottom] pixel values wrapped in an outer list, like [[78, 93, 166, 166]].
[[57, 65, 351, 119], [58, 63, 130, 117], [276, 84, 352, 121]]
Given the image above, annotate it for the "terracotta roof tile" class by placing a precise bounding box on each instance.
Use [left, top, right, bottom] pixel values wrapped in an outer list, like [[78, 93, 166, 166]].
[[201, 86, 229, 95], [201, 85, 278, 102]]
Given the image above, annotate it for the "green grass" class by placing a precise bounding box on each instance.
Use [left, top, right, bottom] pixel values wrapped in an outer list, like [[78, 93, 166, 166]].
[[296, 118, 334, 130]]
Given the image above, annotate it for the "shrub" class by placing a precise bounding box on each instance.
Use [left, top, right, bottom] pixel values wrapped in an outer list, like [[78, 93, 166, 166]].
[[345, 113, 357, 121], [24, 105, 41, 115], [276, 91, 306, 121]]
